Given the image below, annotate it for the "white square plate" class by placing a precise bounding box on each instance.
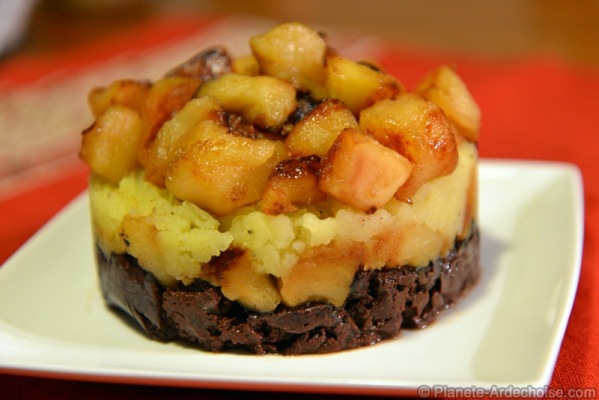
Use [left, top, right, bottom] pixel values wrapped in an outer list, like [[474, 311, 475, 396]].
[[0, 160, 584, 396]]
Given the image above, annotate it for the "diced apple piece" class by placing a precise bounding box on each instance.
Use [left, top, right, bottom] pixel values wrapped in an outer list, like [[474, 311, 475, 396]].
[[261, 156, 326, 215], [120, 214, 178, 287], [279, 252, 356, 307], [80, 105, 143, 183], [88, 79, 150, 118], [285, 98, 358, 157], [232, 54, 260, 76], [166, 46, 232, 81], [324, 56, 403, 114], [249, 22, 327, 95], [318, 128, 412, 212], [416, 65, 481, 142], [166, 127, 288, 215], [359, 94, 458, 200], [198, 73, 296, 131], [137, 76, 202, 166], [214, 250, 281, 312], [144, 96, 224, 186], [170, 119, 229, 153]]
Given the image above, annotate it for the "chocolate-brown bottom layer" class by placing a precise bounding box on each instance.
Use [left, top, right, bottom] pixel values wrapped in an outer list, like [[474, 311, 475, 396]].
[[96, 228, 480, 355]]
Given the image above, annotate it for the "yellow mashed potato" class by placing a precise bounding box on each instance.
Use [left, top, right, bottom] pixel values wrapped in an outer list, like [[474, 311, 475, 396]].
[[90, 140, 476, 295]]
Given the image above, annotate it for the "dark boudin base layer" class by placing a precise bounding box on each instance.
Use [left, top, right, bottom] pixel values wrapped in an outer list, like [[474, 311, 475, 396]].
[[96, 227, 479, 355]]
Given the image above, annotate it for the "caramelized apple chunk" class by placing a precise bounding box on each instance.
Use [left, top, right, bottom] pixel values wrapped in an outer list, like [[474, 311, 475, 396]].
[[323, 56, 403, 114], [88, 79, 150, 118], [318, 128, 412, 212], [137, 76, 202, 166], [279, 249, 357, 307], [165, 122, 288, 215], [144, 96, 224, 186], [285, 98, 358, 157], [198, 73, 296, 131], [203, 250, 281, 312], [359, 94, 458, 200], [416, 65, 481, 142], [232, 54, 260, 76], [261, 156, 326, 215], [80, 105, 143, 183], [249, 22, 327, 95]]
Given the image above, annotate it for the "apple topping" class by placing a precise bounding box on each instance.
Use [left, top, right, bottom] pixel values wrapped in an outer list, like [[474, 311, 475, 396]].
[[318, 128, 413, 212], [165, 120, 287, 216], [83, 22, 478, 215], [137, 76, 202, 166], [359, 93, 458, 200], [80, 105, 143, 183], [198, 73, 297, 131], [261, 155, 326, 215], [232, 54, 261, 76], [88, 79, 150, 118], [144, 96, 224, 186], [323, 56, 403, 114], [285, 98, 358, 157], [250, 22, 328, 96], [416, 65, 481, 142]]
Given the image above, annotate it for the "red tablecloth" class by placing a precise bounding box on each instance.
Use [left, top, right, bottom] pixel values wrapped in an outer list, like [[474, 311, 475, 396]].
[[1, 13, 597, 399]]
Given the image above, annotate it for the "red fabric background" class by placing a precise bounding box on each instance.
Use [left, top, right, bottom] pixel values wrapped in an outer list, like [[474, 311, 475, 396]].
[[1, 14, 597, 399]]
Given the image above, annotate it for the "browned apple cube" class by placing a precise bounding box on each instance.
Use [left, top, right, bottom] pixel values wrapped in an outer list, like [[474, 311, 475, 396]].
[[416, 65, 481, 142], [137, 76, 202, 166], [165, 126, 288, 216], [232, 54, 260, 76], [261, 156, 326, 215], [279, 250, 357, 307], [198, 73, 296, 131], [285, 98, 358, 157], [359, 94, 458, 200], [144, 96, 224, 186], [324, 56, 403, 114], [318, 128, 412, 211], [80, 105, 143, 183], [88, 79, 151, 118], [217, 251, 281, 312], [249, 22, 327, 95]]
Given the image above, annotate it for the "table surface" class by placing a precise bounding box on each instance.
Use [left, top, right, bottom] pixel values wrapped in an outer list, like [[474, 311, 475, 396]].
[[1, 1, 598, 399], [18, 0, 599, 66]]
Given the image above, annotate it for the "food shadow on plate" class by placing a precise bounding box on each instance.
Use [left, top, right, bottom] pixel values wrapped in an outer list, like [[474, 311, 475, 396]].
[[469, 229, 546, 383], [470, 174, 581, 385]]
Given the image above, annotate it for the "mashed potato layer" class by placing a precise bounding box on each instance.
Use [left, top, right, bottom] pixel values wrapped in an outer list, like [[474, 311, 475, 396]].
[[90, 140, 477, 310]]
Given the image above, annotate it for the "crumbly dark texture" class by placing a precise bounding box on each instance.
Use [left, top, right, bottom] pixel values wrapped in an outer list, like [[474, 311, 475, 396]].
[[97, 228, 480, 355]]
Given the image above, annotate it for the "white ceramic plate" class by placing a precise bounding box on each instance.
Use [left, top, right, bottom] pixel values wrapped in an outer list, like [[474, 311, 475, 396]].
[[0, 161, 584, 396]]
